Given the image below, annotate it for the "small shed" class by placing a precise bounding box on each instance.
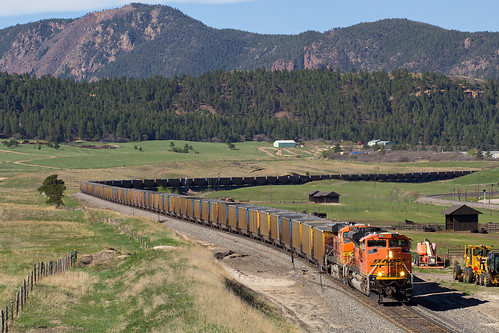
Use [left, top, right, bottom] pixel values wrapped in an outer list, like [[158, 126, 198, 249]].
[[273, 140, 296, 148], [309, 191, 340, 203], [442, 205, 482, 232]]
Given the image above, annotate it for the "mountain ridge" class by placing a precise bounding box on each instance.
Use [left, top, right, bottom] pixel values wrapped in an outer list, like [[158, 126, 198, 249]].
[[0, 3, 498, 80]]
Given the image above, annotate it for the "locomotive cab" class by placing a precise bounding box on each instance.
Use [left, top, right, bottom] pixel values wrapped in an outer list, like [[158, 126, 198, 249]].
[[362, 233, 412, 302]]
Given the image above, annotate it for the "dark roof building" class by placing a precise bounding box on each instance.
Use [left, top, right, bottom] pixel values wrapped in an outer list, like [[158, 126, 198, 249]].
[[442, 204, 482, 232], [309, 191, 340, 203]]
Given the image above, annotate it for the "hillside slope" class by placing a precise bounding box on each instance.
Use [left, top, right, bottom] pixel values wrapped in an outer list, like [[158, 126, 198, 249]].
[[0, 4, 498, 80]]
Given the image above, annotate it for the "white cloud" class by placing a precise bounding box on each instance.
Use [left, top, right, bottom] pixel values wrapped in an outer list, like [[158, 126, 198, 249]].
[[0, 0, 253, 17]]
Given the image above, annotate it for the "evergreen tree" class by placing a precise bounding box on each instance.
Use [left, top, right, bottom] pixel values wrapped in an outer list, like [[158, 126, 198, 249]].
[[37, 174, 67, 207]]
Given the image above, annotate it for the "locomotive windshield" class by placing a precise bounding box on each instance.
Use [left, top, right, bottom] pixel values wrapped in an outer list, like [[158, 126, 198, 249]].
[[389, 239, 409, 247], [367, 239, 386, 247]]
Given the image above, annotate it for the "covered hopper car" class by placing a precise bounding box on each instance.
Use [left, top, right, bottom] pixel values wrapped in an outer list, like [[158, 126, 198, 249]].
[[80, 181, 412, 303]]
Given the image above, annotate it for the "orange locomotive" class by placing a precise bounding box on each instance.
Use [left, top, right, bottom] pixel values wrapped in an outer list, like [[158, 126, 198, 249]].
[[326, 225, 412, 302]]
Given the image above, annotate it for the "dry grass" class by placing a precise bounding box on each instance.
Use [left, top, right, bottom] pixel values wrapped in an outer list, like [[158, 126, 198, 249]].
[[182, 246, 295, 333], [113, 244, 295, 332], [41, 271, 97, 295]]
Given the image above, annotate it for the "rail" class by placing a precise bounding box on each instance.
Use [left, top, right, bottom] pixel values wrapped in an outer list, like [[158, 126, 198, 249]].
[[386, 304, 461, 333], [308, 273, 461, 333]]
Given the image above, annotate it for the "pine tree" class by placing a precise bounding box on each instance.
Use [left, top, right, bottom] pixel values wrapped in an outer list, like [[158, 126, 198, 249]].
[[37, 174, 66, 207]]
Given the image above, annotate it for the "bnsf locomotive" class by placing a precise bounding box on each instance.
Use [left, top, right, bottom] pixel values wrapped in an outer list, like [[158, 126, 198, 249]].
[[80, 181, 412, 303]]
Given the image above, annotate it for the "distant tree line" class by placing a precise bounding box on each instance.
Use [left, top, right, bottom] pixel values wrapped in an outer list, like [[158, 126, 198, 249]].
[[0, 69, 497, 150]]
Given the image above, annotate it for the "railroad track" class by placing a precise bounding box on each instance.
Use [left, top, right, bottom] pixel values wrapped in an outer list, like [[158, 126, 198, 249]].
[[188, 219, 463, 333], [311, 274, 462, 333], [79, 193, 465, 333], [385, 304, 461, 333]]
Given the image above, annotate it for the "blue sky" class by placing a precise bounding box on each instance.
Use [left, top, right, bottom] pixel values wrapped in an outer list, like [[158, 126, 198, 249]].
[[1, 0, 498, 34]]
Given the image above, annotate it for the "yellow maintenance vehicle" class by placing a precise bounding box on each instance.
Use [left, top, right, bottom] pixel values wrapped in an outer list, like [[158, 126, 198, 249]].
[[453, 244, 499, 286]]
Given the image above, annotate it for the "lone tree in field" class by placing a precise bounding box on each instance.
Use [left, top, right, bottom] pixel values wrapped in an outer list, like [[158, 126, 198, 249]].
[[37, 174, 66, 207]]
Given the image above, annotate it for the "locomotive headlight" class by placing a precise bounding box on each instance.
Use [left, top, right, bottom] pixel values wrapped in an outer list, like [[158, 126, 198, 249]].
[[388, 251, 393, 259], [400, 271, 405, 277]]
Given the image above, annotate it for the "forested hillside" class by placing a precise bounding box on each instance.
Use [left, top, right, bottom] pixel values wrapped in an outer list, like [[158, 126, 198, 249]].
[[0, 3, 498, 80], [0, 70, 497, 149]]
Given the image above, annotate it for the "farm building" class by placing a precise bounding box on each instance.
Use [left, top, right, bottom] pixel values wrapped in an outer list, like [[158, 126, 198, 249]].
[[273, 140, 296, 148], [309, 191, 340, 203], [367, 139, 392, 147], [489, 151, 499, 158], [442, 204, 482, 232]]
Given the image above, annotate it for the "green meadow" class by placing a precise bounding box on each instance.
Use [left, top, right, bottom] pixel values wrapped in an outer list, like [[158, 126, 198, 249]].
[[203, 173, 499, 226], [0, 139, 498, 331], [0, 141, 260, 170]]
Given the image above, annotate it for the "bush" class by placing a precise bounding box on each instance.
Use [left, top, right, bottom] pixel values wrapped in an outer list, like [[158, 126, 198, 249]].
[[3, 139, 18, 147]]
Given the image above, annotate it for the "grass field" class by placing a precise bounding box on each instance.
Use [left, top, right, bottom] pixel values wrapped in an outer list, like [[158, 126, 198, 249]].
[[1, 139, 496, 178], [0, 177, 293, 332], [202, 175, 499, 226], [0, 139, 498, 331], [0, 141, 275, 171]]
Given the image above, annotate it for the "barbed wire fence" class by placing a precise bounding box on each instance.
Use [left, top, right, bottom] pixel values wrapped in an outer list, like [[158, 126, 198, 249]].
[[1, 251, 77, 333]]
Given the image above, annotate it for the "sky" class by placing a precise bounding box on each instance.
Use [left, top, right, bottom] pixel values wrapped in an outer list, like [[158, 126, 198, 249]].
[[0, 0, 498, 34]]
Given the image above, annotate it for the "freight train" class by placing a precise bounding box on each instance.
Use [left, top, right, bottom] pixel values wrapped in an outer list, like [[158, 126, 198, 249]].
[[80, 181, 413, 303], [92, 170, 473, 190]]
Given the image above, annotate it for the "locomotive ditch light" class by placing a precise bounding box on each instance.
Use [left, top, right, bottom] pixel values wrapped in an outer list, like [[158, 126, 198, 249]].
[[400, 271, 405, 276], [378, 272, 383, 277]]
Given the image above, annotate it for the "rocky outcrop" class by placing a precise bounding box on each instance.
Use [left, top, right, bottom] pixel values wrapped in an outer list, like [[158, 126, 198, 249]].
[[271, 59, 295, 71]]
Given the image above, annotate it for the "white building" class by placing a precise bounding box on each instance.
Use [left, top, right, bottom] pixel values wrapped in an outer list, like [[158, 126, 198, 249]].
[[273, 140, 296, 148], [368, 139, 392, 147]]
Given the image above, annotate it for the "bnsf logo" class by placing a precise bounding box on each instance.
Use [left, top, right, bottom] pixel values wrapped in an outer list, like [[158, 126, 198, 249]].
[[370, 259, 406, 266]]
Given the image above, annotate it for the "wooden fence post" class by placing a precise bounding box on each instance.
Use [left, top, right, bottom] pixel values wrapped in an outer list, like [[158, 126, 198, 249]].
[[5, 306, 8, 333], [20, 286, 23, 311], [23, 279, 26, 303], [2, 309, 4, 333]]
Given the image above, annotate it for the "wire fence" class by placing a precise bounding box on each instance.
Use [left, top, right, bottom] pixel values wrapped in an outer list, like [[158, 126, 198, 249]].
[[1, 251, 77, 333], [430, 190, 499, 205]]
